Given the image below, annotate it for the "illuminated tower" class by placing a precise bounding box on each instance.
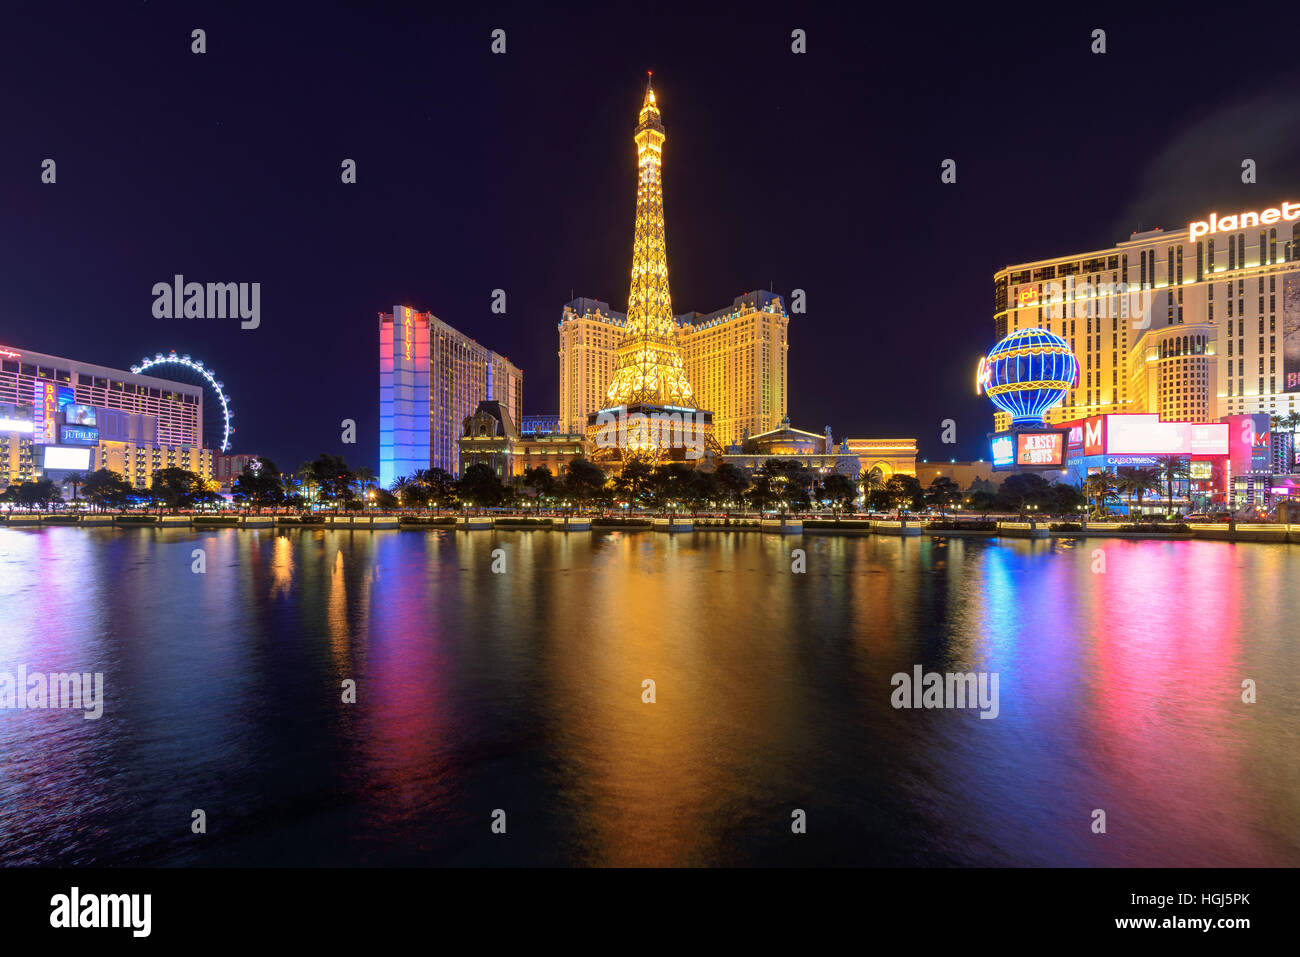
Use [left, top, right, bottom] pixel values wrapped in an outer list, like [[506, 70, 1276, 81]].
[[605, 75, 696, 406]]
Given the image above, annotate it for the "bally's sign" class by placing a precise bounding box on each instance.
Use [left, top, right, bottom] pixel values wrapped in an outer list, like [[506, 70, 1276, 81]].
[[1189, 201, 1300, 241]]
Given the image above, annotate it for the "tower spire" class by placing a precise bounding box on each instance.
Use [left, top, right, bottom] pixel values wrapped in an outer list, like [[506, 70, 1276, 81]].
[[606, 75, 694, 407]]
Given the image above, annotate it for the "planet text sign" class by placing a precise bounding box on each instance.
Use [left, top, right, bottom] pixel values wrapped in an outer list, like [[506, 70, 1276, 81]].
[[1188, 201, 1300, 242]]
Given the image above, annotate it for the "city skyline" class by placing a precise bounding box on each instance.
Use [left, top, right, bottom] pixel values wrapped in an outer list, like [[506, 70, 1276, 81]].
[[7, 6, 1300, 471]]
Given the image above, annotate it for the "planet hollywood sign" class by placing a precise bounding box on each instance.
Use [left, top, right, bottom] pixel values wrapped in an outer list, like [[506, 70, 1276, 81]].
[[1188, 201, 1300, 242]]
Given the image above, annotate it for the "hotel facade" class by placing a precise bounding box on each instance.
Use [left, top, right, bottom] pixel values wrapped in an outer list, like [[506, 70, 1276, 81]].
[[993, 199, 1300, 432], [0, 343, 209, 489], [379, 305, 523, 486], [558, 289, 789, 448]]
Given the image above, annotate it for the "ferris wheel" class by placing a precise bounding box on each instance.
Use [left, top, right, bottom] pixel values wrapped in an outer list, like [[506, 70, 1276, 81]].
[[130, 351, 234, 452]]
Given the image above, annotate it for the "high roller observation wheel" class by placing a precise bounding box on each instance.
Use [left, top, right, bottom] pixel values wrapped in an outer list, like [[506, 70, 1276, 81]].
[[129, 352, 233, 452]]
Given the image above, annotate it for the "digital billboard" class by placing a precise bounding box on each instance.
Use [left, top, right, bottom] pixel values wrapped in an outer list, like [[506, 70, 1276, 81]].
[[991, 434, 1014, 469], [991, 430, 1067, 470], [1104, 415, 1228, 456], [64, 403, 97, 426], [42, 445, 92, 471], [1016, 430, 1067, 467], [0, 402, 34, 434], [60, 424, 99, 446], [1284, 273, 1300, 392], [1225, 412, 1271, 475]]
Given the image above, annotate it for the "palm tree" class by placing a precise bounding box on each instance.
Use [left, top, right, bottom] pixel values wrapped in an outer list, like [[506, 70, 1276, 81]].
[[297, 460, 320, 510], [61, 472, 87, 508], [1129, 466, 1161, 520], [1114, 470, 1138, 518], [1084, 469, 1118, 517], [1154, 456, 1191, 516], [860, 466, 885, 510], [391, 475, 411, 509], [354, 466, 376, 505]]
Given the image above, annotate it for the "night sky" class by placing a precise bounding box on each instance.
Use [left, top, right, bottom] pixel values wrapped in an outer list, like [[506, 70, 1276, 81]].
[[5, 2, 1300, 471]]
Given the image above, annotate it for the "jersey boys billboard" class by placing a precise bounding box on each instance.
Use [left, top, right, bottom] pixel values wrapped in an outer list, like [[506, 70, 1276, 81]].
[[990, 430, 1068, 470]]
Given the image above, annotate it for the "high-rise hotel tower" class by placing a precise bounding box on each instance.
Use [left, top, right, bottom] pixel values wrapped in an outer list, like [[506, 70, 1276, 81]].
[[993, 200, 1300, 432], [379, 305, 522, 486], [559, 292, 789, 447]]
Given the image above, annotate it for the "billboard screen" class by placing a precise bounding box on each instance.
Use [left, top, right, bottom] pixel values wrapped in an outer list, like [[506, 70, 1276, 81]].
[[60, 424, 99, 445], [991, 434, 1014, 469], [42, 445, 92, 470], [64, 403, 97, 426], [1016, 430, 1067, 467], [991, 430, 1067, 469], [0, 402, 34, 434], [1104, 414, 1228, 456], [1285, 273, 1300, 392]]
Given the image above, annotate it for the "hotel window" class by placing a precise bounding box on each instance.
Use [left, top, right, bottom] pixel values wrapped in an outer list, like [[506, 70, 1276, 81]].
[[1238, 235, 1245, 266]]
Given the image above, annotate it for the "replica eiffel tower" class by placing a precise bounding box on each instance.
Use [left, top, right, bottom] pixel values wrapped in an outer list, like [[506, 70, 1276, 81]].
[[591, 75, 720, 468]]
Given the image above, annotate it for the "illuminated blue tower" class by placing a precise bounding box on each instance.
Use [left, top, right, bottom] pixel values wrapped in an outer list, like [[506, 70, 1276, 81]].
[[976, 328, 1077, 427]]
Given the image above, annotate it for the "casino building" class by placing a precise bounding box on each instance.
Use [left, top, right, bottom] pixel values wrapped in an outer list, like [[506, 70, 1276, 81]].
[[0, 343, 210, 491], [378, 305, 523, 486], [558, 291, 790, 449], [993, 199, 1300, 432]]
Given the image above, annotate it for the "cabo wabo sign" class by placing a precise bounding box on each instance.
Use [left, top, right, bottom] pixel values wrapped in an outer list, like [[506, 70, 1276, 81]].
[[1189, 201, 1300, 241]]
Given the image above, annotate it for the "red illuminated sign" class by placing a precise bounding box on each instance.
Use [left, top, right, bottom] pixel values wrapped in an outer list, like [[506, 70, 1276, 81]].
[[1084, 416, 1106, 456], [1016, 431, 1066, 467]]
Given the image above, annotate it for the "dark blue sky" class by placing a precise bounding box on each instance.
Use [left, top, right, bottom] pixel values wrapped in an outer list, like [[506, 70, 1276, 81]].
[[4, 1, 1300, 470]]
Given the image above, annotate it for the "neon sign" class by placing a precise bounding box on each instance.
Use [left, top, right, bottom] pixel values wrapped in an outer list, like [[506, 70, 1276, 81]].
[[1189, 201, 1300, 242], [975, 356, 991, 395], [1016, 431, 1066, 467], [403, 308, 413, 361], [1016, 288, 1039, 306], [0, 347, 19, 359], [40, 382, 58, 444]]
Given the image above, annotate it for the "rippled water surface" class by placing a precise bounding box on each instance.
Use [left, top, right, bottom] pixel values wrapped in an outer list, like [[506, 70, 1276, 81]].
[[1, 526, 1297, 866]]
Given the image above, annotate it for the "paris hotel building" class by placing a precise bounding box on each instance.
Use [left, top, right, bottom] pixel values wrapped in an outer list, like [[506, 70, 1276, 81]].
[[993, 199, 1300, 433], [558, 289, 789, 448]]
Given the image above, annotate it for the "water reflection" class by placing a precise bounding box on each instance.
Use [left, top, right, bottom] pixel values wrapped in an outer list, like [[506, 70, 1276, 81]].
[[0, 527, 1296, 866]]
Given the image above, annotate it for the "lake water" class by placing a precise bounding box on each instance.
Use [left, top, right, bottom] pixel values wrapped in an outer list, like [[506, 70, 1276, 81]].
[[1, 526, 1297, 866]]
